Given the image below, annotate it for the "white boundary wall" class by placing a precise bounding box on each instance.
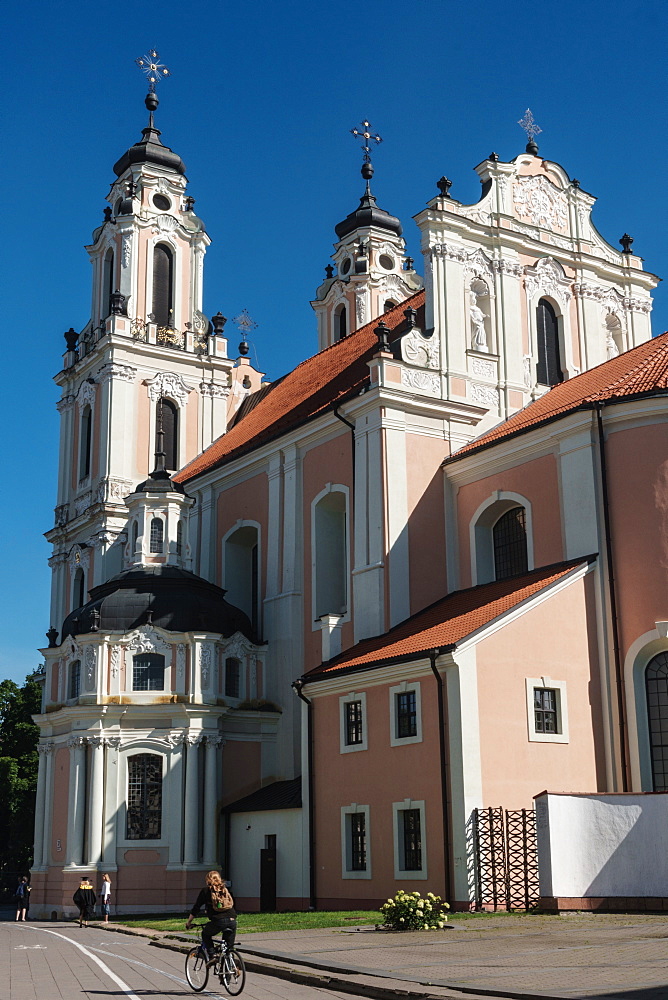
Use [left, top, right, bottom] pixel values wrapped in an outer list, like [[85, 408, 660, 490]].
[[535, 792, 668, 898]]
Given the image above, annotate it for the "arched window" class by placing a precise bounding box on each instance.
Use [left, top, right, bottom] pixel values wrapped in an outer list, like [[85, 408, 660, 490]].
[[156, 398, 178, 470], [132, 520, 139, 554], [152, 243, 174, 327], [69, 660, 81, 700], [384, 300, 397, 313], [176, 520, 183, 558], [102, 249, 115, 320], [646, 652, 668, 791], [79, 405, 92, 479], [335, 305, 347, 342], [150, 518, 164, 554], [225, 657, 241, 699], [314, 489, 348, 618], [536, 299, 563, 386], [126, 753, 162, 839], [492, 507, 528, 581], [132, 653, 165, 692], [224, 525, 260, 634]]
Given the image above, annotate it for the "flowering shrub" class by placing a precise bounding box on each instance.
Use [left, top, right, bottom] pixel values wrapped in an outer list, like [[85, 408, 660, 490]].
[[379, 890, 450, 930]]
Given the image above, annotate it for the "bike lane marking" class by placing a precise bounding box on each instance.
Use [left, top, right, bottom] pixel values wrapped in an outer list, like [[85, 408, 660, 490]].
[[86, 943, 223, 998], [25, 926, 143, 1000]]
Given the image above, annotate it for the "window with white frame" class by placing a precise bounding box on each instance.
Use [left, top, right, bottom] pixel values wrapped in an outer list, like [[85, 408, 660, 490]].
[[392, 799, 427, 879], [313, 488, 348, 620], [339, 692, 368, 753], [126, 753, 163, 840], [133, 653, 165, 692], [525, 677, 569, 743], [389, 681, 422, 747], [150, 518, 164, 554], [470, 493, 534, 586], [340, 804, 371, 879]]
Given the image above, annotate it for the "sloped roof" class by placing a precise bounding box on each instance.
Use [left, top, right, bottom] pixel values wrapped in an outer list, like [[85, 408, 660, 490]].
[[448, 331, 668, 463], [175, 292, 425, 483], [223, 777, 301, 813], [303, 558, 593, 681]]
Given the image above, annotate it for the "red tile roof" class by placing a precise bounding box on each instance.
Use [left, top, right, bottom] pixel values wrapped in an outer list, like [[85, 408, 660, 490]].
[[175, 291, 425, 483], [448, 331, 668, 462], [303, 558, 593, 681]]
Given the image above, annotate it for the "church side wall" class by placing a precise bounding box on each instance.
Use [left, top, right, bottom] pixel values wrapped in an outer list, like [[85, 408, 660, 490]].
[[405, 432, 449, 616], [475, 571, 605, 809]]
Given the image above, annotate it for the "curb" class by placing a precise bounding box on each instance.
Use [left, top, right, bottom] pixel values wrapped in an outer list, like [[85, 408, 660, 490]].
[[98, 923, 568, 1000]]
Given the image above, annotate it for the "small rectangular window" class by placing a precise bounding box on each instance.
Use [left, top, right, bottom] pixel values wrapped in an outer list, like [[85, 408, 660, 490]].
[[396, 691, 417, 739], [341, 804, 371, 879], [402, 809, 422, 871], [345, 700, 363, 745], [69, 660, 81, 700], [132, 654, 165, 692], [534, 687, 558, 733], [225, 658, 241, 699]]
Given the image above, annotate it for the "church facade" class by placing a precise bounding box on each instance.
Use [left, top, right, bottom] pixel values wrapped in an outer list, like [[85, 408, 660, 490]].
[[31, 86, 666, 917]]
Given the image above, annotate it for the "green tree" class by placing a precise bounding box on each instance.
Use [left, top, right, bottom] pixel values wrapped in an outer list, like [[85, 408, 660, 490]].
[[0, 675, 41, 875]]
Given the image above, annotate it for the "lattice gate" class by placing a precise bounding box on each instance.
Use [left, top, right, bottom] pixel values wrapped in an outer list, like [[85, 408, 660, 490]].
[[472, 807, 539, 910]]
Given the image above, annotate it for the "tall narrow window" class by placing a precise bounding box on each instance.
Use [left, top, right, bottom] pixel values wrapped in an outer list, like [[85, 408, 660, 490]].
[[314, 490, 347, 618], [150, 518, 164, 554], [225, 657, 241, 699], [176, 520, 183, 558], [493, 507, 528, 580], [102, 248, 115, 320], [132, 520, 139, 553], [126, 753, 162, 839], [79, 405, 92, 479], [536, 299, 563, 386], [402, 809, 422, 871], [336, 305, 347, 342], [157, 398, 178, 470], [396, 691, 417, 739], [224, 525, 260, 634], [152, 243, 174, 327], [350, 812, 366, 871], [74, 568, 86, 610], [69, 660, 81, 700], [132, 653, 165, 691], [345, 701, 364, 746], [534, 688, 558, 733], [646, 652, 668, 791]]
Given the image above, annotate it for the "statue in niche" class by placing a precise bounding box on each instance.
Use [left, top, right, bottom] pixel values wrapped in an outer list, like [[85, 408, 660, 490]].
[[606, 332, 620, 360], [470, 299, 488, 352], [605, 313, 622, 360]]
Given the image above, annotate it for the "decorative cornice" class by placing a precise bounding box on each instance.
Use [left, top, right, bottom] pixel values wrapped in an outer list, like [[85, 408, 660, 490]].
[[96, 363, 136, 384], [96, 477, 133, 505], [77, 380, 97, 410], [199, 382, 230, 399], [56, 395, 75, 413]]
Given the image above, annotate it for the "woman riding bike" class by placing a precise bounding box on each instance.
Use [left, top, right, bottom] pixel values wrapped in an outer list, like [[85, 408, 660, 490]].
[[185, 870, 236, 960]]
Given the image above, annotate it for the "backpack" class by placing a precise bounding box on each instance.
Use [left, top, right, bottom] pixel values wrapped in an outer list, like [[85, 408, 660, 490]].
[[213, 886, 234, 911]]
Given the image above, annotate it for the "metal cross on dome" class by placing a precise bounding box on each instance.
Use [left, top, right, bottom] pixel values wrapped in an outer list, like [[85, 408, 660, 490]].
[[517, 108, 542, 143], [233, 309, 258, 336], [136, 49, 171, 93], [350, 120, 382, 163]]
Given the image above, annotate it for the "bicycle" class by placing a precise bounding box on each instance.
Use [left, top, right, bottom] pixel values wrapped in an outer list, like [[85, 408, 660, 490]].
[[185, 935, 246, 995]]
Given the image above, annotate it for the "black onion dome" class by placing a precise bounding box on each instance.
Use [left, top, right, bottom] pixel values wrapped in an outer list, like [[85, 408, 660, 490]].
[[335, 164, 402, 240], [113, 95, 186, 177], [61, 566, 254, 642]]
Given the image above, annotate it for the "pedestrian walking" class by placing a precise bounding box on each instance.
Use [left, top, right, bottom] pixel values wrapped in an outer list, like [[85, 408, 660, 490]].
[[100, 873, 111, 922], [73, 878, 96, 927], [14, 877, 31, 921]]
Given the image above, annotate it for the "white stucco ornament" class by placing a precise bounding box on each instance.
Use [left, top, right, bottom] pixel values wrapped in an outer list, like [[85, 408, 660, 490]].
[[146, 372, 193, 407], [513, 176, 568, 232], [524, 257, 572, 305], [125, 627, 172, 656], [401, 329, 440, 369]]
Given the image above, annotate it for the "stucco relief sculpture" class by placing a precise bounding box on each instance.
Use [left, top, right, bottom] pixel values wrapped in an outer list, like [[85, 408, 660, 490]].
[[125, 626, 172, 657], [401, 369, 440, 395], [513, 176, 568, 232], [401, 329, 440, 369], [146, 371, 192, 408]]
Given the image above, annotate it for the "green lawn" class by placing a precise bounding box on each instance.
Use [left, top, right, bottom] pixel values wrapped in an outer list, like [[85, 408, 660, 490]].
[[116, 910, 382, 934]]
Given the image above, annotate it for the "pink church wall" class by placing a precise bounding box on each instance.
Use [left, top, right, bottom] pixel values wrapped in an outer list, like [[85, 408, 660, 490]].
[[476, 572, 605, 807], [455, 453, 562, 588], [405, 433, 449, 615], [605, 423, 668, 658], [50, 747, 70, 864], [135, 385, 150, 475], [215, 472, 269, 590], [311, 673, 445, 906], [302, 433, 354, 671], [220, 740, 261, 806]]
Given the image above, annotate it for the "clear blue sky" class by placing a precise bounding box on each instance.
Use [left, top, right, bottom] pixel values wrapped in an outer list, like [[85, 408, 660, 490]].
[[1, 0, 666, 684]]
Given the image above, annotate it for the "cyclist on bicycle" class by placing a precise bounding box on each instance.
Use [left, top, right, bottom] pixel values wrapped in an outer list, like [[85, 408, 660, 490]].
[[186, 870, 236, 960]]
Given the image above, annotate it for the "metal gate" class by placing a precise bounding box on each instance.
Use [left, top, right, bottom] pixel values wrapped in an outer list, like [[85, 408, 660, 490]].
[[472, 807, 539, 910]]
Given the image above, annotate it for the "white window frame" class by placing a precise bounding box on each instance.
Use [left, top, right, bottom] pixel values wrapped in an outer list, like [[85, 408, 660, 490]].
[[311, 484, 350, 630], [223, 655, 245, 704], [221, 520, 262, 635], [389, 680, 423, 747], [118, 747, 169, 848], [340, 803, 371, 879], [339, 691, 368, 754], [469, 491, 534, 586], [525, 676, 569, 744], [392, 798, 427, 880]]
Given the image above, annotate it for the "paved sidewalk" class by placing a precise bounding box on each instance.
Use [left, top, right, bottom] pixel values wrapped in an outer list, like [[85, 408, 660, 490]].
[[105, 912, 668, 1000]]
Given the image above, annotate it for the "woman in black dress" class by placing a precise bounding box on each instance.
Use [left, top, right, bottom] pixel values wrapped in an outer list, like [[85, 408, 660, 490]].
[[73, 878, 97, 927]]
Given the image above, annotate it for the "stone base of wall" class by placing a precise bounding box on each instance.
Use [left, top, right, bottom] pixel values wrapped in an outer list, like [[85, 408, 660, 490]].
[[540, 896, 668, 912]]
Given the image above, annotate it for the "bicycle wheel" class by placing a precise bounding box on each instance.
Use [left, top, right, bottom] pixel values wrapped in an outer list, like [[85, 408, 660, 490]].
[[185, 946, 209, 992], [221, 948, 246, 995]]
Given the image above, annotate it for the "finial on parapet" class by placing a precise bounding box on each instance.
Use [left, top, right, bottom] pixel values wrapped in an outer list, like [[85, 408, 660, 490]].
[[46, 626, 59, 648], [437, 176, 452, 198], [375, 320, 391, 353], [518, 108, 542, 155], [620, 233, 634, 254]]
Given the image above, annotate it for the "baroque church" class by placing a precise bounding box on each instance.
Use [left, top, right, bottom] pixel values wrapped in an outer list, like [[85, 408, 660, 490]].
[[31, 72, 667, 916]]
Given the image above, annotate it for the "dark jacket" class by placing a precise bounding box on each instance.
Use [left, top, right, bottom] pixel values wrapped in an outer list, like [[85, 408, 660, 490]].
[[190, 885, 236, 921]]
